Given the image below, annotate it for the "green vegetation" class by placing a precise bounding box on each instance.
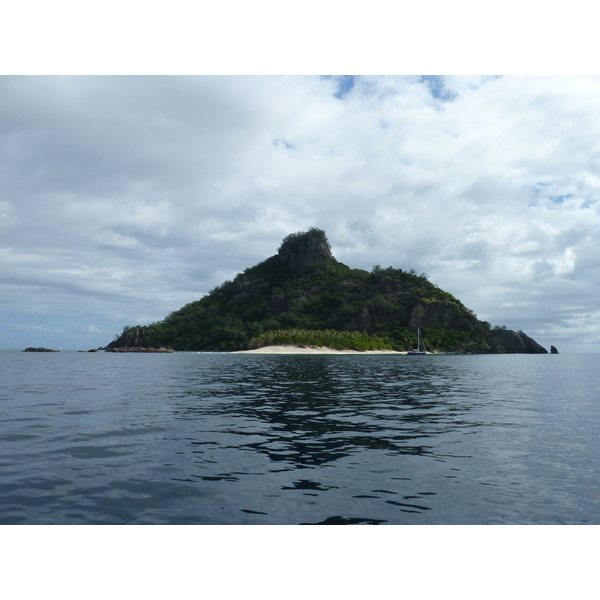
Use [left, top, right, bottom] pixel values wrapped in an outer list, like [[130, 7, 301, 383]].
[[248, 329, 393, 351], [107, 228, 510, 353]]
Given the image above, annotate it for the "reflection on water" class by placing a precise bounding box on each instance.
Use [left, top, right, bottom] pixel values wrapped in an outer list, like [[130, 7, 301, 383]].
[[171, 356, 485, 469], [1, 352, 600, 524]]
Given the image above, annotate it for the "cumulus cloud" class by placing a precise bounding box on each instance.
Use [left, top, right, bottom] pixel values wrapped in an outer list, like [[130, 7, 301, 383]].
[[2, 75, 600, 351]]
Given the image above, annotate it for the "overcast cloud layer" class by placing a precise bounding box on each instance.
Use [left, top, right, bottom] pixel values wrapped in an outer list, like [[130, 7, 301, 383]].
[[2, 75, 600, 352]]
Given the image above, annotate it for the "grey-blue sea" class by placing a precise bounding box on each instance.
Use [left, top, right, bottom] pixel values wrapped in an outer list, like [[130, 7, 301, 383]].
[[1, 349, 598, 525]]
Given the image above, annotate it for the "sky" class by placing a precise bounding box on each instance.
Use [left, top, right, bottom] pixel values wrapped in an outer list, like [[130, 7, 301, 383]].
[[3, 74, 600, 352]]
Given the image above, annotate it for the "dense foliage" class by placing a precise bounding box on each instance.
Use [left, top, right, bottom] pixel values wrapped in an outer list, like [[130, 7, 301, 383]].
[[109, 229, 503, 353], [248, 329, 393, 351]]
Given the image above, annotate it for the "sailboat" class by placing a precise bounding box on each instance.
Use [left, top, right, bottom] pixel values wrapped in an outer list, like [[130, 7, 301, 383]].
[[407, 328, 427, 355]]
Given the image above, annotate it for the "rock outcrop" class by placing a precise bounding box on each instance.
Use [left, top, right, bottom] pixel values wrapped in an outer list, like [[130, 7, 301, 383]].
[[107, 326, 156, 349], [23, 347, 58, 352], [277, 227, 333, 273], [550, 345, 559, 354], [489, 329, 548, 354]]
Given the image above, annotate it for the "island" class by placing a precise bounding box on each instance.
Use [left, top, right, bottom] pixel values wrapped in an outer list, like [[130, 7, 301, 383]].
[[107, 228, 548, 354], [23, 347, 59, 352]]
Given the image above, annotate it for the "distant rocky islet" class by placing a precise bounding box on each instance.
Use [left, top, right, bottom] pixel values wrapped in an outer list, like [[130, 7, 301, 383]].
[[22, 347, 59, 352]]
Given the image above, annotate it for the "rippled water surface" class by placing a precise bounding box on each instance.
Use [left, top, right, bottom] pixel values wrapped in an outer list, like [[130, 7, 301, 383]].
[[1, 351, 599, 524]]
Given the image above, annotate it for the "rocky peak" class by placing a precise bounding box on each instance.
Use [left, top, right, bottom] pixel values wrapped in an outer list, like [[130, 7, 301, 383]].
[[277, 227, 333, 273]]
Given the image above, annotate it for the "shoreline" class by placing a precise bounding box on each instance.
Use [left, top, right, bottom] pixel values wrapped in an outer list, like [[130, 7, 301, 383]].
[[233, 344, 408, 355]]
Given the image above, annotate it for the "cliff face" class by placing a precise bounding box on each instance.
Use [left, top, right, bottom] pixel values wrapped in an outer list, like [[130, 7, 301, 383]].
[[107, 228, 547, 353], [489, 329, 548, 354], [277, 227, 333, 273]]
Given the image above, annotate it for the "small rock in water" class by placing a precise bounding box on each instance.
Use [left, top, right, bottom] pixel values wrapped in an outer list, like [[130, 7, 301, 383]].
[[550, 345, 559, 354], [23, 347, 58, 352]]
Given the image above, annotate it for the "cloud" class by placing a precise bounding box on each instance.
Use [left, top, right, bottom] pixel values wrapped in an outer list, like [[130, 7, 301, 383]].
[[77, 324, 101, 334], [2, 75, 600, 351]]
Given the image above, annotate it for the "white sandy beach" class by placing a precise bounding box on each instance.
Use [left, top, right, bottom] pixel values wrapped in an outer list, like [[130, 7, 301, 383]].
[[234, 344, 407, 355]]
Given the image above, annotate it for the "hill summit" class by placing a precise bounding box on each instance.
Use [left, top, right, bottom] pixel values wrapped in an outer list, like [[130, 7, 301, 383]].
[[277, 228, 333, 272], [108, 228, 548, 353]]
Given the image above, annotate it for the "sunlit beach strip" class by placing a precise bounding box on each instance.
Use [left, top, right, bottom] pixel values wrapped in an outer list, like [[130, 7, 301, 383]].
[[233, 344, 407, 354]]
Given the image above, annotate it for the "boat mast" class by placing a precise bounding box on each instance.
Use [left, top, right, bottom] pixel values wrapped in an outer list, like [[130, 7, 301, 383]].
[[417, 328, 426, 353]]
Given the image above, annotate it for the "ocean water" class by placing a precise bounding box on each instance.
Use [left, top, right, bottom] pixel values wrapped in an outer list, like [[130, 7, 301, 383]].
[[1, 350, 599, 525]]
